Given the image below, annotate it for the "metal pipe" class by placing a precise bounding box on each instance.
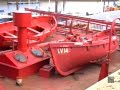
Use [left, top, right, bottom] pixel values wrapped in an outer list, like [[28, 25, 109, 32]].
[[70, 18, 73, 34], [17, 27, 28, 52], [108, 0, 109, 5], [48, 0, 51, 11], [55, 0, 58, 13], [113, 0, 116, 6], [103, 0, 105, 12], [25, 8, 120, 26], [106, 18, 119, 77], [13, 11, 31, 52], [108, 18, 119, 61], [28, 0, 30, 8], [98, 18, 119, 81], [16, 0, 19, 10], [63, 0, 66, 12]]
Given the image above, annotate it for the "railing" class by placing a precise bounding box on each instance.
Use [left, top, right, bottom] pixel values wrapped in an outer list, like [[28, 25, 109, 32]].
[[25, 8, 120, 48], [25, 8, 120, 32]]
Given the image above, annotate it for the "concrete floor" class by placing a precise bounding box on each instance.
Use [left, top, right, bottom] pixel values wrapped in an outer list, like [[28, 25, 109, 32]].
[[0, 51, 119, 90]]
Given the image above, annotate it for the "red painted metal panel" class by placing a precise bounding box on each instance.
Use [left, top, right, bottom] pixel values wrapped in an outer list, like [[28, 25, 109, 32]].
[[0, 15, 57, 49], [0, 49, 50, 79], [25, 8, 120, 26], [0, 11, 55, 80], [13, 11, 31, 27], [39, 65, 55, 78], [49, 33, 119, 76], [13, 11, 32, 52]]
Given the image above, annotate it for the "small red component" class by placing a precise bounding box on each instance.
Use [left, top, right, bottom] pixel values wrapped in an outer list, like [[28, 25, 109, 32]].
[[98, 60, 109, 81], [39, 65, 55, 78], [13, 11, 31, 27], [13, 11, 31, 52]]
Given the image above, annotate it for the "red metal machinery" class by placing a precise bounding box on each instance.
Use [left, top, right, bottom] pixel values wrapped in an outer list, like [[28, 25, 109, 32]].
[[98, 18, 120, 81], [25, 8, 120, 25], [0, 15, 57, 49], [0, 11, 50, 85], [25, 8, 119, 76], [39, 64, 55, 78], [25, 8, 120, 35]]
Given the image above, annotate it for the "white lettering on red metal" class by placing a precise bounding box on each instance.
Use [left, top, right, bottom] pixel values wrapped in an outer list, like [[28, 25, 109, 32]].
[[57, 48, 69, 54]]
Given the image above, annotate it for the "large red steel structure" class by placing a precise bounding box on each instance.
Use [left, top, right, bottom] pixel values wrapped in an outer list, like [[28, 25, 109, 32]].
[[0, 8, 119, 84], [25, 8, 119, 76], [13, 11, 31, 52], [0, 15, 57, 49], [98, 18, 120, 80], [0, 11, 50, 80], [49, 31, 119, 76]]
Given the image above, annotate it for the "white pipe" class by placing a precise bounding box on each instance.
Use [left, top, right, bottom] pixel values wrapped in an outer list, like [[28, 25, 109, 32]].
[[49, 0, 50, 5], [28, 0, 30, 8], [48, 0, 51, 11]]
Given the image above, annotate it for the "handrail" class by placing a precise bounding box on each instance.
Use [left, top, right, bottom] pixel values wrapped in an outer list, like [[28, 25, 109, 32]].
[[25, 8, 120, 26], [108, 18, 120, 60]]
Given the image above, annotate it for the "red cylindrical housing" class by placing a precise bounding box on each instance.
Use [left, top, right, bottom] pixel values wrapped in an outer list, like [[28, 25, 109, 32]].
[[17, 27, 28, 52], [13, 11, 31, 27], [13, 11, 31, 52]]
